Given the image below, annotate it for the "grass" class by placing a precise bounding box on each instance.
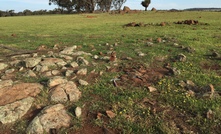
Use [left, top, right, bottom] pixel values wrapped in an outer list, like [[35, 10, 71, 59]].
[[0, 11, 221, 133]]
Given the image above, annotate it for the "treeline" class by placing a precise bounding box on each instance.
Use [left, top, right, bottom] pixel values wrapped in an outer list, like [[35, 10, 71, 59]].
[[49, 0, 126, 13], [0, 9, 80, 17]]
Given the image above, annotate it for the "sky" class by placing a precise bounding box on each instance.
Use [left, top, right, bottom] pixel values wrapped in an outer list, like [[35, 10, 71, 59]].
[[0, 0, 221, 12]]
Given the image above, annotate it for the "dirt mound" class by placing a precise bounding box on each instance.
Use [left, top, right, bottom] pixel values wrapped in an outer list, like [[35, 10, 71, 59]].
[[174, 20, 199, 25]]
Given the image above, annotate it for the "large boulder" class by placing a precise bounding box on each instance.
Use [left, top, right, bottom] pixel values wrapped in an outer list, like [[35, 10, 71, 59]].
[[26, 104, 71, 134], [0, 83, 43, 106], [123, 6, 130, 13], [0, 97, 34, 124], [50, 81, 81, 102]]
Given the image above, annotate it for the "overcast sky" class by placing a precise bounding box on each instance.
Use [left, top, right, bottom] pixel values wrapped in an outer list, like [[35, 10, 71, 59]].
[[0, 0, 221, 12]]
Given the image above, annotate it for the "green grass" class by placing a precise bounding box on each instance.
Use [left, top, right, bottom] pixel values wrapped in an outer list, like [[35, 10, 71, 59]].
[[0, 11, 221, 133]]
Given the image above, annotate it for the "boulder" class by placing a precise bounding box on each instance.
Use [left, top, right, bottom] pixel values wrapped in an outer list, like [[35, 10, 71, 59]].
[[50, 81, 81, 102], [0, 97, 34, 124], [47, 76, 68, 88], [0, 83, 42, 106], [123, 6, 130, 13], [26, 104, 71, 134]]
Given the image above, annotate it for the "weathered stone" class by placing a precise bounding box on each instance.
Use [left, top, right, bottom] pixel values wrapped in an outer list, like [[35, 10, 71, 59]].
[[5, 68, 15, 74], [75, 107, 82, 118], [23, 70, 37, 77], [24, 58, 42, 68], [47, 76, 68, 88], [93, 55, 99, 59], [0, 83, 42, 106], [177, 53, 186, 62], [0, 63, 8, 71], [148, 86, 157, 92], [77, 57, 89, 65], [65, 70, 74, 77], [59, 54, 73, 60], [70, 61, 79, 68], [27, 104, 71, 134], [76, 68, 87, 75], [0, 97, 34, 124], [123, 6, 130, 13], [72, 51, 92, 56], [50, 81, 81, 102], [40, 58, 66, 67], [60, 45, 77, 55], [79, 79, 89, 86], [0, 80, 13, 89]]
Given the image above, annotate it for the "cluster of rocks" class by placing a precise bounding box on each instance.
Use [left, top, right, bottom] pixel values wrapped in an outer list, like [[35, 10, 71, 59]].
[[0, 45, 114, 133], [174, 20, 199, 25]]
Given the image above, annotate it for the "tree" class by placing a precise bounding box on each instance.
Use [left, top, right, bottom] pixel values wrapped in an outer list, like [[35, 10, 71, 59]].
[[49, 0, 76, 13], [112, 0, 126, 11], [141, 0, 151, 11]]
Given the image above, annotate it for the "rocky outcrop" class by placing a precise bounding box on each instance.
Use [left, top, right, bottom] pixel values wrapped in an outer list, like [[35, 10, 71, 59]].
[[26, 104, 71, 134]]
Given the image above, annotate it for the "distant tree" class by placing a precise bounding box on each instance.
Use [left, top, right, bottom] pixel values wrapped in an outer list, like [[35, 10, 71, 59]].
[[112, 0, 126, 11], [23, 9, 32, 16], [141, 0, 151, 11], [49, 0, 75, 13]]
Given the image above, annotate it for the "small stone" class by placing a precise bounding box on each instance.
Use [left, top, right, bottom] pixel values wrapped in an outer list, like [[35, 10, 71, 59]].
[[70, 62, 79, 68], [47, 76, 68, 88], [177, 53, 186, 62], [207, 109, 213, 119], [24, 70, 37, 77], [60, 45, 77, 55], [77, 68, 87, 75], [77, 57, 89, 65], [0, 63, 8, 71], [75, 107, 82, 118], [24, 58, 42, 68], [65, 70, 73, 77], [79, 79, 88, 86], [156, 38, 162, 43], [146, 42, 154, 47], [148, 86, 157, 92], [72, 51, 92, 56], [173, 43, 179, 46], [5, 68, 15, 74], [19, 67, 24, 71], [93, 55, 99, 59], [138, 52, 146, 57], [106, 110, 116, 118]]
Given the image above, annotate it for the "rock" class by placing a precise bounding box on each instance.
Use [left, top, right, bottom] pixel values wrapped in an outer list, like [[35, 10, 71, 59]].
[[77, 68, 87, 75], [177, 53, 186, 62], [160, 22, 166, 26], [27, 104, 71, 134], [60, 45, 77, 55], [137, 52, 146, 57], [183, 47, 195, 53], [0, 80, 13, 89], [47, 76, 68, 88], [75, 107, 82, 118], [79, 79, 89, 86], [0, 83, 42, 106], [0, 63, 8, 71], [123, 6, 130, 13], [106, 110, 116, 118], [5, 68, 15, 74], [148, 86, 157, 92], [77, 57, 89, 65], [65, 70, 73, 77], [24, 58, 42, 68], [0, 97, 34, 124], [23, 70, 37, 77], [40, 58, 66, 67], [59, 54, 73, 60], [50, 81, 81, 102], [156, 38, 162, 43], [72, 51, 92, 56], [151, 7, 157, 11], [70, 61, 79, 68], [93, 55, 99, 59], [207, 109, 213, 119]]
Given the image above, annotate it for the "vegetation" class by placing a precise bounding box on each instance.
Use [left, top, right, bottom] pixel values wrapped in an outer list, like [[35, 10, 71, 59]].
[[141, 0, 151, 11], [0, 11, 221, 133]]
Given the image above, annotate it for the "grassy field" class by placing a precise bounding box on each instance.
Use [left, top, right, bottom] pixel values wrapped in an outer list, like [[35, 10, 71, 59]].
[[0, 11, 221, 133]]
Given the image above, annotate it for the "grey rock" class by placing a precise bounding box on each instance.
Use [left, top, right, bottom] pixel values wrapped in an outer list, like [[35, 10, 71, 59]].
[[177, 53, 186, 62], [27, 104, 71, 134], [72, 51, 92, 56], [0, 80, 13, 89], [40, 58, 66, 67], [24, 70, 37, 77], [77, 57, 89, 65], [5, 68, 15, 74], [60, 45, 77, 55], [47, 76, 68, 88], [79, 79, 88, 86], [0, 63, 8, 71], [76, 68, 87, 75], [70, 61, 79, 68], [0, 97, 34, 124], [24, 58, 42, 68], [65, 70, 74, 77]]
